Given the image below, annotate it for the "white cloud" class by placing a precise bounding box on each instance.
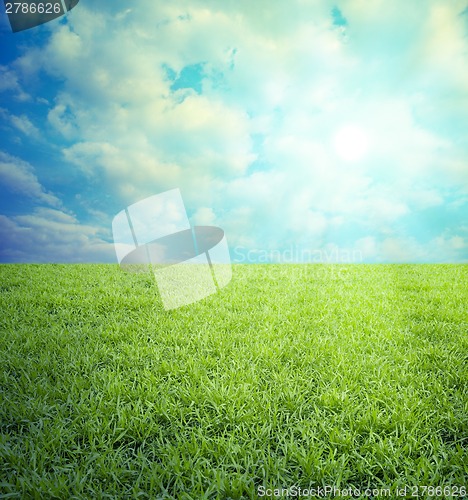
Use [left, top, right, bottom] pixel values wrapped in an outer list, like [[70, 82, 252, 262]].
[[9, 114, 40, 137], [0, 209, 114, 263], [192, 207, 216, 226], [355, 236, 377, 260], [445, 236, 465, 250], [0, 66, 30, 101], [408, 189, 444, 210], [47, 101, 79, 140], [0, 152, 61, 207], [354, 232, 467, 263], [59, 92, 256, 203], [380, 237, 423, 262]]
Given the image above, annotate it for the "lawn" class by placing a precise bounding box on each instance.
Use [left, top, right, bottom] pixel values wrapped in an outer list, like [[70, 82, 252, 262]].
[[0, 264, 467, 498]]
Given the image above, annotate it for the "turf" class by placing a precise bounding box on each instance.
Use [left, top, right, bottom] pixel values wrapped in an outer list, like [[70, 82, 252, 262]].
[[0, 264, 467, 498]]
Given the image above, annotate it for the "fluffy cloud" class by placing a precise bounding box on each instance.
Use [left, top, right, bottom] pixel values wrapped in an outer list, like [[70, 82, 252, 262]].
[[0, 66, 30, 101], [380, 234, 468, 263], [0, 208, 113, 262], [0, 150, 114, 263], [0, 152, 61, 207]]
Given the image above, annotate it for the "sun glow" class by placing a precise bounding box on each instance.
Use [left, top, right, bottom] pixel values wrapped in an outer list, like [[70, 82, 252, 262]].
[[333, 124, 369, 162]]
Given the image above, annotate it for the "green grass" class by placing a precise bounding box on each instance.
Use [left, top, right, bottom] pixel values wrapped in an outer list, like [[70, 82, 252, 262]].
[[0, 264, 467, 499]]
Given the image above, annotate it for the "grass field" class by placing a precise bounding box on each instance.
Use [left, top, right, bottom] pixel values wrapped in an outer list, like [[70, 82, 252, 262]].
[[0, 264, 467, 499]]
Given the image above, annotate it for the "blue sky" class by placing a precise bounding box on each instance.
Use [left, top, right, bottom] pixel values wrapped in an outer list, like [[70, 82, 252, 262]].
[[0, 0, 467, 263]]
